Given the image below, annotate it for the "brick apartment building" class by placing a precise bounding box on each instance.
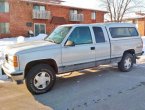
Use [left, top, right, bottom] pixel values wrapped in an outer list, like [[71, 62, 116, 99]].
[[0, 0, 106, 38]]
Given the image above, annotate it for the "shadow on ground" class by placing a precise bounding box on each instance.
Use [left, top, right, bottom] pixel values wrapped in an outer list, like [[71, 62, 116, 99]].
[[33, 65, 121, 110]]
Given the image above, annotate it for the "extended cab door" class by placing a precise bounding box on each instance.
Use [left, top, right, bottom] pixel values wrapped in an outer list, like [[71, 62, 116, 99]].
[[91, 26, 111, 65], [61, 26, 96, 72]]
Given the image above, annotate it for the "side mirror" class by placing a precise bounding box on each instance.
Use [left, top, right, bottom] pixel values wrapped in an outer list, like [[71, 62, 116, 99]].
[[65, 40, 75, 46]]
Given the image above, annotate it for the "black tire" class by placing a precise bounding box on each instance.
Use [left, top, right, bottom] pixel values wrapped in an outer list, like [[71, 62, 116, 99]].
[[118, 53, 134, 72], [25, 64, 56, 95]]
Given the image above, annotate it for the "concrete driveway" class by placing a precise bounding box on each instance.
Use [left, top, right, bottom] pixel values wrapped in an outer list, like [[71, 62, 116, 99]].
[[0, 56, 145, 110]]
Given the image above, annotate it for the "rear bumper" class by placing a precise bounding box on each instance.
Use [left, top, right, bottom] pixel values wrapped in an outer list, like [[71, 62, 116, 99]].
[[136, 51, 144, 59]]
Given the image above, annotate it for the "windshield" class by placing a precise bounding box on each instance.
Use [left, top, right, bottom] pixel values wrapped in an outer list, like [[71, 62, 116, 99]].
[[45, 26, 72, 44]]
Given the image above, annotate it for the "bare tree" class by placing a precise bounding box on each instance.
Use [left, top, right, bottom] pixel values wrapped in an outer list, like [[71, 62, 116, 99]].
[[101, 0, 144, 22]]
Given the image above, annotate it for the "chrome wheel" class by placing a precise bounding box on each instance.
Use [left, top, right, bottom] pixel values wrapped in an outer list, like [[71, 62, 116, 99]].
[[118, 53, 134, 72], [33, 72, 50, 90], [124, 57, 132, 70]]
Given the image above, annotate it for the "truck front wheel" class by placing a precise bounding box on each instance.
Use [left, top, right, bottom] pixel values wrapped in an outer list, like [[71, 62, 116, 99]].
[[25, 64, 56, 94], [118, 53, 134, 72]]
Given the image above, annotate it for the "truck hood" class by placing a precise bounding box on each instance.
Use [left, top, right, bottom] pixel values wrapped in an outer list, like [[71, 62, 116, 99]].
[[5, 40, 60, 55]]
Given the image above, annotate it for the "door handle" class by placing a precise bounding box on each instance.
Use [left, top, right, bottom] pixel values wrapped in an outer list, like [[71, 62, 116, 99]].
[[90, 47, 95, 50]]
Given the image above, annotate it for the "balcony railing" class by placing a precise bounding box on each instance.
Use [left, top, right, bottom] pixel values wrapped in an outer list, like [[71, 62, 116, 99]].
[[69, 13, 84, 22], [33, 10, 51, 19]]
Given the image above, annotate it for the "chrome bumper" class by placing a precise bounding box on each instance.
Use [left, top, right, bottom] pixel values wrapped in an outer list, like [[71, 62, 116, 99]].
[[2, 64, 24, 81]]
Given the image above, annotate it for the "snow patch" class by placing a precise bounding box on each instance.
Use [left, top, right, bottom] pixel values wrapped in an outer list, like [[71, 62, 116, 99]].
[[17, 36, 25, 43]]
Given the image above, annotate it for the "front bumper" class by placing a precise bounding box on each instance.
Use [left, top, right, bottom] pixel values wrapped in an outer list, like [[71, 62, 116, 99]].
[[2, 64, 24, 81]]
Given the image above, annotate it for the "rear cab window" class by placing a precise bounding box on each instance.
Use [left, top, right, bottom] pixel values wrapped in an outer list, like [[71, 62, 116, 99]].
[[92, 27, 105, 43], [109, 27, 139, 38]]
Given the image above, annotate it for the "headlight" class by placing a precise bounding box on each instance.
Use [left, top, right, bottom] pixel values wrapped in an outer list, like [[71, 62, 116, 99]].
[[6, 55, 19, 67]]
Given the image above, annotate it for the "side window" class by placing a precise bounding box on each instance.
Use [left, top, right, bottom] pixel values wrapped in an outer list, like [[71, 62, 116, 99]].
[[109, 27, 139, 38], [68, 27, 92, 45], [93, 27, 105, 43], [109, 28, 130, 38], [128, 27, 139, 36]]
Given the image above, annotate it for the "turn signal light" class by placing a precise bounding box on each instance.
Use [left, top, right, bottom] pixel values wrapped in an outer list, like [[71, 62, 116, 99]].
[[13, 56, 18, 67]]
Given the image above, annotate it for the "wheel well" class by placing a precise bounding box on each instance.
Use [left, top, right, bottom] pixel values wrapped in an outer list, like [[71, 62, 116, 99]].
[[123, 49, 135, 56], [24, 59, 58, 78], [123, 49, 136, 63]]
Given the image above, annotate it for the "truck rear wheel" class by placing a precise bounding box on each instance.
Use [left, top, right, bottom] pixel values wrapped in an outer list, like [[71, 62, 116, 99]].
[[118, 53, 134, 72], [25, 64, 56, 94]]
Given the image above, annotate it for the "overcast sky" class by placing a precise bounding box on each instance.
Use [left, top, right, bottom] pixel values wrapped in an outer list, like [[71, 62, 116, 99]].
[[62, 0, 104, 11], [62, 0, 145, 12]]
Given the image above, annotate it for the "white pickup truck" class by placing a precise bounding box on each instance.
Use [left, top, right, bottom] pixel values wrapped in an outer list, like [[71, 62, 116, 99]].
[[2, 23, 143, 94]]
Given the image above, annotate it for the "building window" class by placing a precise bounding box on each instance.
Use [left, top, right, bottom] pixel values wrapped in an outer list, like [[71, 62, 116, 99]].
[[33, 5, 46, 11], [70, 9, 79, 14], [70, 9, 82, 15], [0, 23, 10, 34], [69, 9, 84, 22], [91, 11, 96, 20], [0, 2, 9, 13], [34, 23, 46, 36]]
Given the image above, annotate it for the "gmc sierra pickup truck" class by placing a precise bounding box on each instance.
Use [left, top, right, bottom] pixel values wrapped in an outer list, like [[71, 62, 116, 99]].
[[2, 23, 144, 94]]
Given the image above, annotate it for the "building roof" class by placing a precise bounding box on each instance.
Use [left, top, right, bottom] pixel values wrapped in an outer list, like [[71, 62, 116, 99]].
[[21, 0, 64, 4], [123, 13, 145, 20], [21, 0, 107, 12]]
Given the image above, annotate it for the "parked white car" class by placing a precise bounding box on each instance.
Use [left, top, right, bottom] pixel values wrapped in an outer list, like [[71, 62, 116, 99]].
[[2, 23, 144, 94]]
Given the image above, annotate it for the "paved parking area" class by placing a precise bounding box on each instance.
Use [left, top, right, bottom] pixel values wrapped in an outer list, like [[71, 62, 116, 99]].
[[0, 56, 145, 110]]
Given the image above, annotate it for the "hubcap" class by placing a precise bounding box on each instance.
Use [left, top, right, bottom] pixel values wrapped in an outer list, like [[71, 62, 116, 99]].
[[124, 57, 132, 70], [34, 72, 50, 90]]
